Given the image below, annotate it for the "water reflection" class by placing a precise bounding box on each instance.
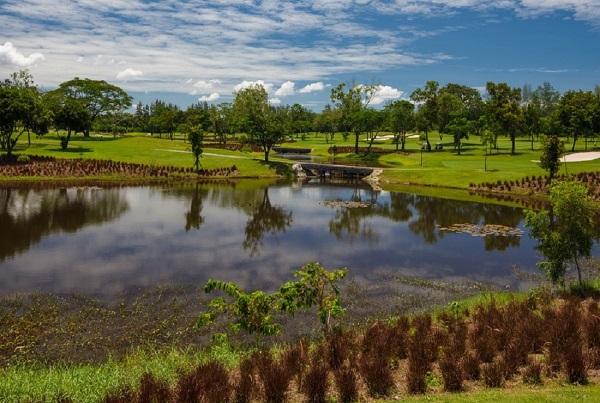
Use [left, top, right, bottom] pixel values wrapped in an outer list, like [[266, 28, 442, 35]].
[[243, 188, 293, 256], [0, 185, 129, 262], [0, 181, 542, 299]]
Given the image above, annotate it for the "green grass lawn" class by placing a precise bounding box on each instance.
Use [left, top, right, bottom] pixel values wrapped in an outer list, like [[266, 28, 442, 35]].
[[8, 130, 600, 189]]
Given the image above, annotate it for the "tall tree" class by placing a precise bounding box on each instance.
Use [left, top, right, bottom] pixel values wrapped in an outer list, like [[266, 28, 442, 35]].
[[410, 81, 440, 150], [330, 82, 377, 153], [233, 83, 286, 162], [0, 70, 39, 156], [525, 181, 595, 289], [53, 99, 91, 149], [384, 100, 414, 151], [555, 90, 598, 151], [538, 134, 565, 180], [47, 77, 132, 137], [485, 82, 523, 154]]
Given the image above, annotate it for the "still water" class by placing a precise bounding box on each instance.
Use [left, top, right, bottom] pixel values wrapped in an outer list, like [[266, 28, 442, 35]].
[[0, 181, 540, 300]]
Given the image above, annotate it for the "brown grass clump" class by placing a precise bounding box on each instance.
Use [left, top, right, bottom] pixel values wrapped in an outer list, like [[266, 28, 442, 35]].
[[333, 365, 359, 403], [175, 360, 231, 403], [255, 351, 293, 403], [406, 314, 434, 394]]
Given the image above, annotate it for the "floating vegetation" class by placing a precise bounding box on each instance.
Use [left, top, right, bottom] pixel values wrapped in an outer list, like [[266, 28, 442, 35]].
[[437, 223, 524, 238], [322, 200, 374, 208]]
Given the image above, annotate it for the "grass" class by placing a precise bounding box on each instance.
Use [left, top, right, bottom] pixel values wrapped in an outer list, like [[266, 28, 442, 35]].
[[6, 130, 600, 190]]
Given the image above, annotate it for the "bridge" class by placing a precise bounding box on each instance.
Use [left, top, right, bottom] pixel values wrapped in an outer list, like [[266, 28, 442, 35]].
[[298, 163, 374, 179]]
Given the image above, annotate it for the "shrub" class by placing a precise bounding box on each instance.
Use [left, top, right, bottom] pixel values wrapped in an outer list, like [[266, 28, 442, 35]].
[[482, 358, 504, 388], [326, 327, 356, 370], [522, 357, 543, 385], [175, 360, 231, 403], [359, 353, 395, 398], [256, 352, 293, 403], [16, 154, 30, 164], [334, 366, 359, 403], [234, 355, 257, 403], [302, 354, 329, 403], [407, 314, 433, 394], [461, 351, 481, 381]]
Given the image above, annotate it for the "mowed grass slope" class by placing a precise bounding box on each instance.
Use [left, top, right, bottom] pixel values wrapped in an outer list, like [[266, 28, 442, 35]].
[[8, 130, 600, 188]]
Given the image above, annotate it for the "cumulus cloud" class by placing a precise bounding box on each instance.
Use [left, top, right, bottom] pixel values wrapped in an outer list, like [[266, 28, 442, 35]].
[[370, 85, 404, 105], [269, 97, 281, 105], [298, 82, 327, 93], [275, 81, 295, 96], [0, 42, 44, 67], [233, 80, 274, 93], [192, 79, 222, 93], [116, 68, 143, 80], [198, 92, 220, 102]]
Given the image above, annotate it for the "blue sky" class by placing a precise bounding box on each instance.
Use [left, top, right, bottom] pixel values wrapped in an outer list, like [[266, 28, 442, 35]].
[[1, 0, 599, 111]]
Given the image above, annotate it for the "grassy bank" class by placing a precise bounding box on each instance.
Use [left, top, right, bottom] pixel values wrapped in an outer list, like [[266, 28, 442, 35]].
[[5, 131, 600, 190], [2, 285, 600, 402]]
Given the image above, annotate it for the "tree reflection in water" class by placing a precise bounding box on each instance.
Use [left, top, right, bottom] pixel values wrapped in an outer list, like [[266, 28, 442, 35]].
[[0, 185, 129, 262], [326, 187, 525, 251], [184, 183, 207, 232], [243, 188, 293, 256]]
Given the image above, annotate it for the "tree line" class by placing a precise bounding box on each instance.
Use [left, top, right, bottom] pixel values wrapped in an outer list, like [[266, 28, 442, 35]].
[[2, 70, 600, 162]]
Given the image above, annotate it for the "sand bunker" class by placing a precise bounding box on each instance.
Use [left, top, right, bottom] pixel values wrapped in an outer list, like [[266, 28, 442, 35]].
[[563, 151, 600, 162]]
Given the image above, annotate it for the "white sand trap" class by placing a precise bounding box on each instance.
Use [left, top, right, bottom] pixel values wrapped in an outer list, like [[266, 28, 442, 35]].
[[563, 151, 600, 162]]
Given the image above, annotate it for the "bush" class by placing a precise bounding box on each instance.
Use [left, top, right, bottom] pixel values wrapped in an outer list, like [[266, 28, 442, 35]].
[[522, 357, 543, 385], [482, 358, 505, 388], [16, 154, 30, 164], [334, 366, 359, 403]]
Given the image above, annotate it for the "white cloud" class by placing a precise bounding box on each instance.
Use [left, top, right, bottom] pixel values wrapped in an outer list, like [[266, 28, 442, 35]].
[[269, 97, 281, 105], [298, 82, 327, 93], [0, 42, 44, 67], [275, 81, 295, 96], [198, 92, 220, 102], [117, 68, 143, 80], [233, 80, 274, 93], [192, 79, 222, 91], [370, 85, 404, 105]]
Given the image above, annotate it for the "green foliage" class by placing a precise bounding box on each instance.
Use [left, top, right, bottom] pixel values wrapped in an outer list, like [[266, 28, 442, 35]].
[[539, 135, 564, 180], [525, 180, 596, 288], [196, 280, 281, 344], [16, 154, 30, 164], [197, 263, 349, 342], [186, 126, 204, 172], [278, 262, 349, 331]]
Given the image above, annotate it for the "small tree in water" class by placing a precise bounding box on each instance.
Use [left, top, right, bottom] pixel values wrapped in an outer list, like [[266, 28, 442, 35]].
[[525, 180, 595, 289]]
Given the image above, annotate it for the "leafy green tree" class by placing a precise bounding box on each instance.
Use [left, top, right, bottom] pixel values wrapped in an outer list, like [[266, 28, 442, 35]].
[[525, 181, 596, 289], [555, 90, 598, 151], [330, 82, 377, 153], [410, 81, 440, 150], [384, 100, 414, 151], [446, 115, 470, 155], [0, 70, 38, 156], [197, 280, 282, 345], [54, 99, 91, 149], [209, 102, 234, 145], [278, 262, 348, 332], [485, 82, 523, 154], [538, 135, 565, 180], [233, 83, 286, 161], [187, 126, 204, 172], [47, 77, 132, 137]]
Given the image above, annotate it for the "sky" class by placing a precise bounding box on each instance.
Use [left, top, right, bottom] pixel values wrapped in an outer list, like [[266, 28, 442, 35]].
[[1, 0, 599, 111]]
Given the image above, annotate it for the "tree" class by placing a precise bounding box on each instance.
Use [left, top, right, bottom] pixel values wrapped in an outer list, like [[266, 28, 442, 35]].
[[278, 262, 348, 332], [538, 135, 565, 180], [187, 126, 204, 172], [555, 90, 598, 151], [47, 78, 132, 137], [0, 70, 38, 156], [410, 81, 440, 150], [525, 181, 595, 289], [485, 82, 523, 154], [233, 83, 287, 161], [330, 81, 377, 153], [384, 100, 414, 151], [54, 99, 91, 149], [197, 280, 282, 345]]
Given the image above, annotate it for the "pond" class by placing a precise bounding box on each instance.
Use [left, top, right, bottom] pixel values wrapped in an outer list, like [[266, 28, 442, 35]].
[[0, 180, 544, 301]]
